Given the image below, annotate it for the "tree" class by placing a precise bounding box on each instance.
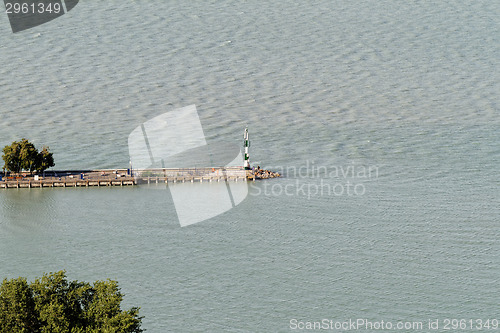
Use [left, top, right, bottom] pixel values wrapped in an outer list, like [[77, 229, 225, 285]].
[[18, 139, 38, 173], [35, 146, 55, 173], [2, 139, 55, 174], [0, 271, 143, 333], [0, 277, 38, 333], [2, 140, 22, 173]]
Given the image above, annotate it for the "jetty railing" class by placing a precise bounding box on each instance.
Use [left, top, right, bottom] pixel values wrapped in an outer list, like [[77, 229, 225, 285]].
[[134, 167, 251, 183]]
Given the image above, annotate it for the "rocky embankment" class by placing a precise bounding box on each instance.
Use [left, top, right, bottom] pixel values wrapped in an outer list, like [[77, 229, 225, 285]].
[[254, 168, 281, 179]]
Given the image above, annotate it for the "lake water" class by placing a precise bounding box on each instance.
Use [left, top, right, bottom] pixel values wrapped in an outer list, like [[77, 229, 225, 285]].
[[0, 1, 498, 332]]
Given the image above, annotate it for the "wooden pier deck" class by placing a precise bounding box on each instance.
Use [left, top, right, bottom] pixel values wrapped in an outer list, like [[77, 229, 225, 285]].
[[0, 167, 255, 189]]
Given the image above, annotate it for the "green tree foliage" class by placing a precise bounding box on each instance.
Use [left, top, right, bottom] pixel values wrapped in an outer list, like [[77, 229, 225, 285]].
[[2, 139, 55, 173], [0, 271, 143, 333], [35, 146, 55, 173], [0, 277, 38, 333], [18, 139, 38, 172], [1, 140, 22, 173]]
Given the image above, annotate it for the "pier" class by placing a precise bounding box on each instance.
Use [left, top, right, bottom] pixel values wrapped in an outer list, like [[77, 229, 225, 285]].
[[0, 167, 256, 189], [0, 129, 283, 190]]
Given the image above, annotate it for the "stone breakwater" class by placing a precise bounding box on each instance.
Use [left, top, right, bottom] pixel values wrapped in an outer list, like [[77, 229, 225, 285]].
[[254, 169, 281, 179]]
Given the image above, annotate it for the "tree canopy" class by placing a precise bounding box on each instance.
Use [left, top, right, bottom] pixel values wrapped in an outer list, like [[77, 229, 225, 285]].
[[2, 139, 55, 173], [0, 271, 143, 333]]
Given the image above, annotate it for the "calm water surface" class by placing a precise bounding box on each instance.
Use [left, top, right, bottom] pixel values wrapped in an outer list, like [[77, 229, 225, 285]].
[[0, 1, 498, 331]]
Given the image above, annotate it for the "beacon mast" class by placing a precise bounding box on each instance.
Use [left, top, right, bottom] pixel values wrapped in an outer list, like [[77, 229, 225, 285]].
[[244, 128, 250, 170]]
